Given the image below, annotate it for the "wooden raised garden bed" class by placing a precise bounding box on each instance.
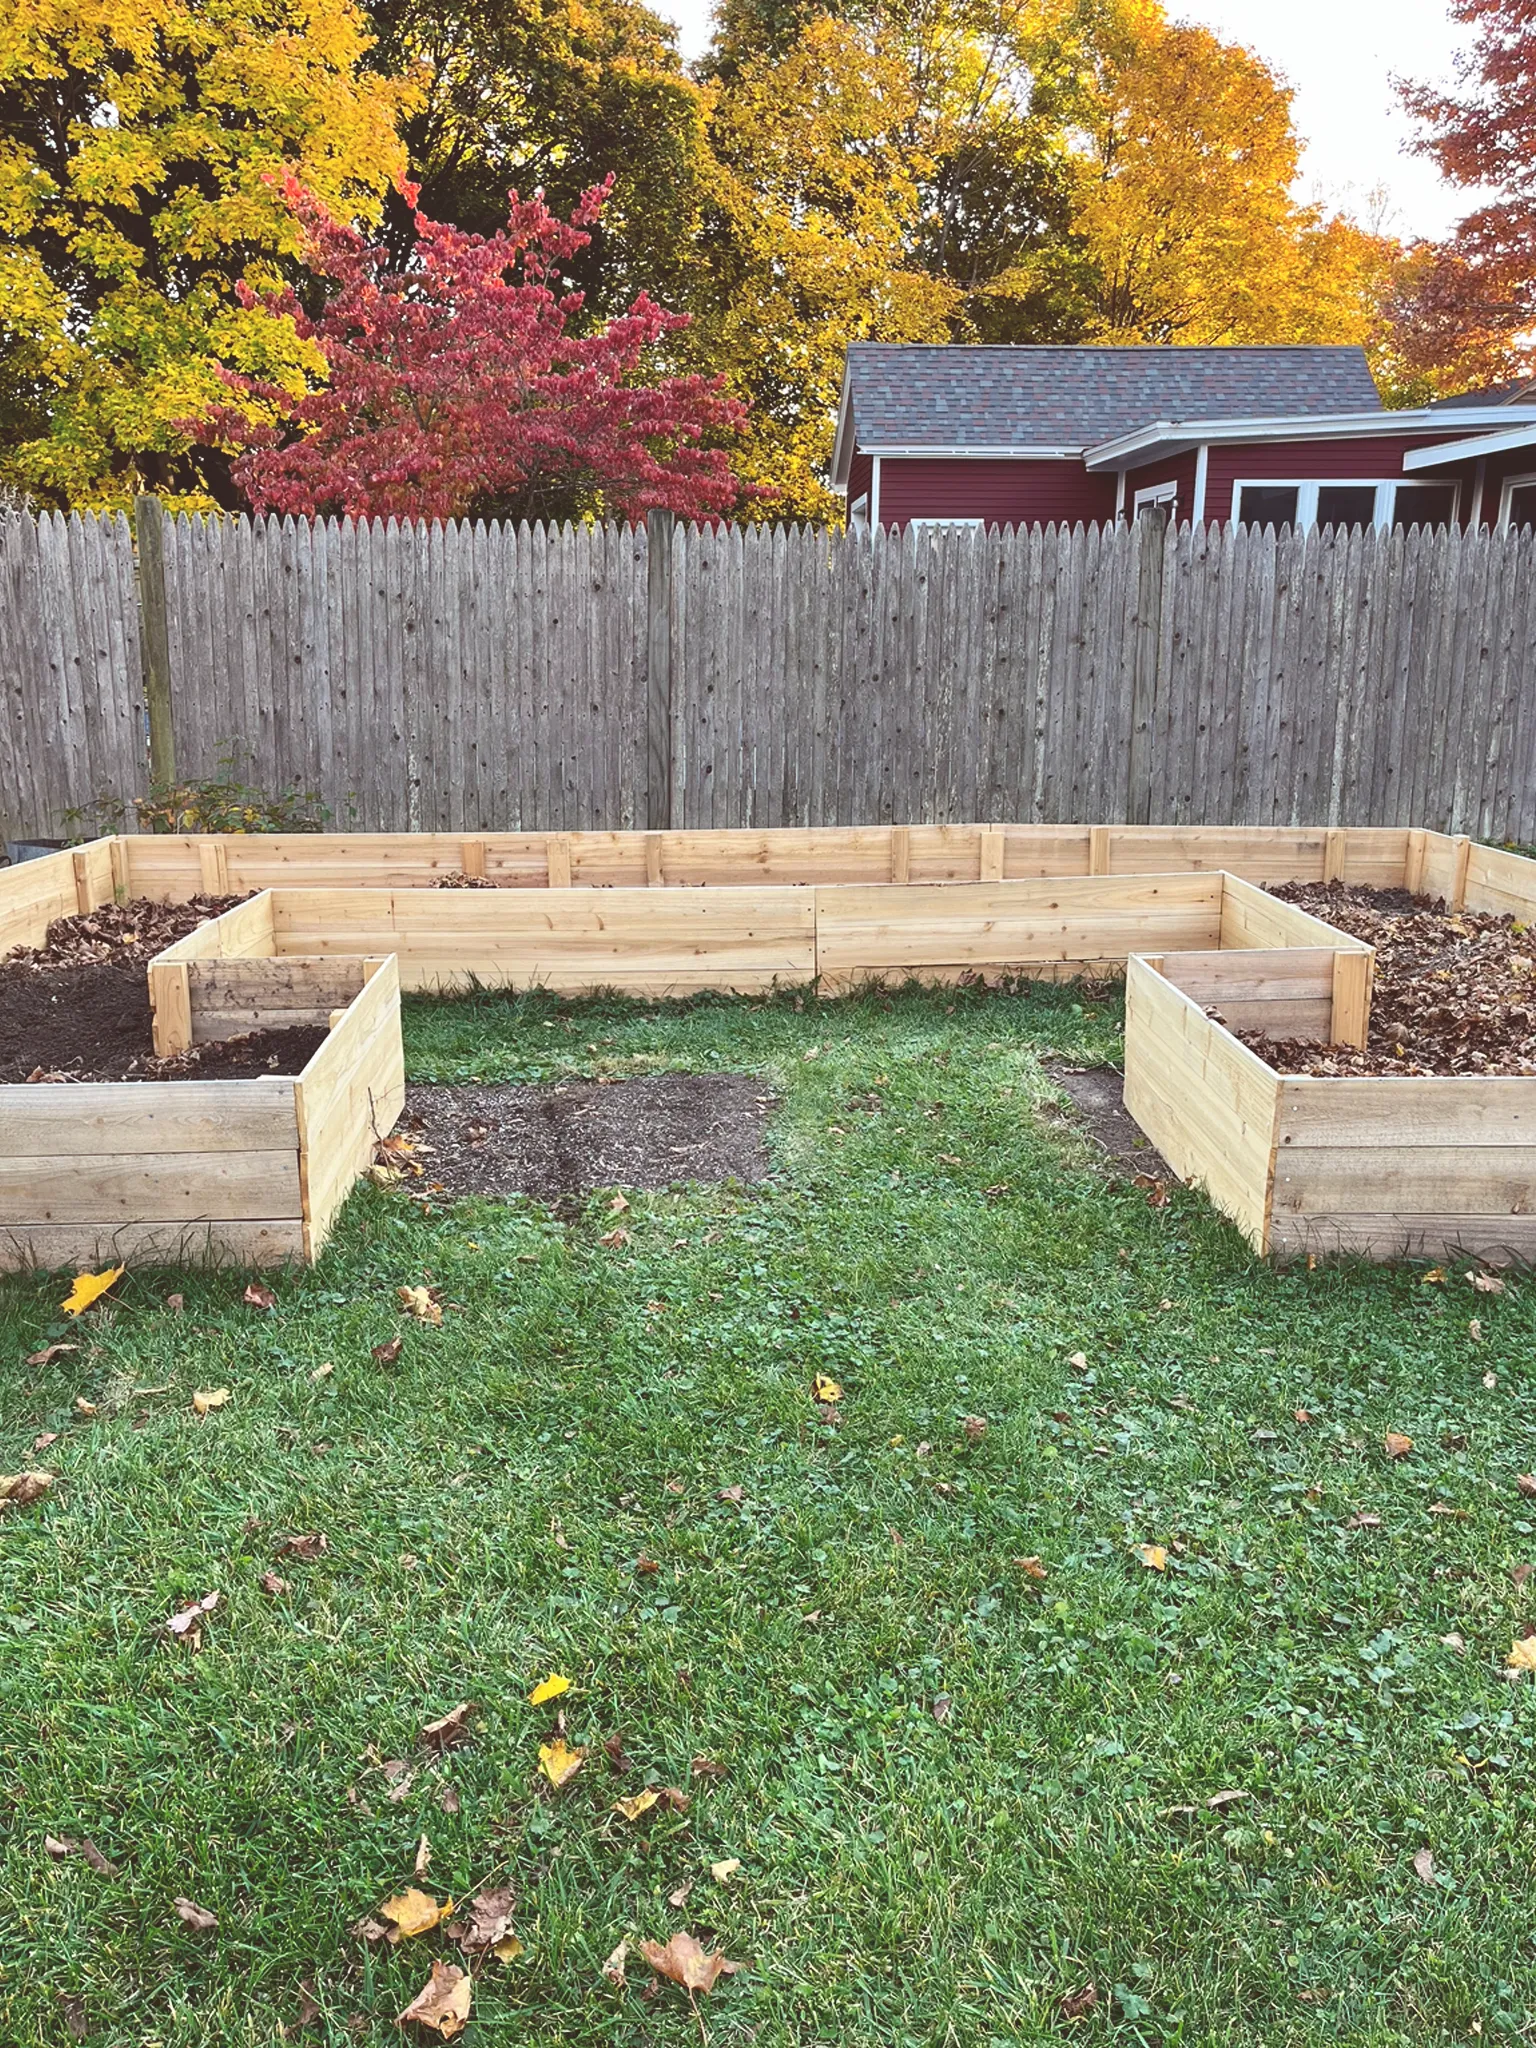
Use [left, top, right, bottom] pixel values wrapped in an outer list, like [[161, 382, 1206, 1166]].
[[0, 850, 403, 1271], [1125, 835, 1536, 1263]]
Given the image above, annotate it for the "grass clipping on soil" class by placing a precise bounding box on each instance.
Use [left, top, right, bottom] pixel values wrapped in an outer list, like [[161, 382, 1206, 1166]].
[[1235, 881, 1536, 1077]]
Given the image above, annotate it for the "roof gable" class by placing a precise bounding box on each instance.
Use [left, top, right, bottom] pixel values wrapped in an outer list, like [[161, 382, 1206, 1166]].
[[837, 345, 1383, 475]]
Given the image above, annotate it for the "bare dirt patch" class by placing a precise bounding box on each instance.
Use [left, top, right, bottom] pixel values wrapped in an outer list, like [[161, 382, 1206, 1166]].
[[1236, 880, 1536, 1077], [398, 1072, 777, 1204], [0, 893, 324, 1082], [1045, 1062, 1170, 1179]]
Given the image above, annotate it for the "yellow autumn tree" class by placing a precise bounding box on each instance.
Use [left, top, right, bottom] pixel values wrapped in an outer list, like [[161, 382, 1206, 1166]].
[[1070, 17, 1388, 345], [695, 17, 960, 522], [0, 0, 415, 508]]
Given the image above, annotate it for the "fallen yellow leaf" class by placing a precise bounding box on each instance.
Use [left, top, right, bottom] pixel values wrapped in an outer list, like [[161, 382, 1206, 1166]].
[[492, 1934, 523, 1964], [61, 1266, 123, 1318], [710, 1858, 742, 1882], [612, 1789, 659, 1822], [528, 1672, 570, 1706], [813, 1374, 843, 1403], [380, 1890, 452, 1941], [192, 1388, 231, 1416], [1138, 1544, 1168, 1571], [538, 1738, 584, 1789], [398, 1285, 443, 1326], [1507, 1636, 1536, 1672]]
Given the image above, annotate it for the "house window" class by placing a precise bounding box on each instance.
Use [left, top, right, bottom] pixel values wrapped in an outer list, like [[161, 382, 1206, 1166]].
[[848, 492, 869, 530], [1500, 475, 1536, 530], [1234, 480, 1460, 532]]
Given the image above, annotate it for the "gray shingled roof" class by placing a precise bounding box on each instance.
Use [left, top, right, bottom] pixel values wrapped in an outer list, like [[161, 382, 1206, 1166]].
[[842, 345, 1383, 455]]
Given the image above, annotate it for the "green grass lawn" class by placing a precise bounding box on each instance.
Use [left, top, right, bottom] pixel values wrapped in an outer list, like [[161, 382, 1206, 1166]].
[[3, 981, 1535, 2047]]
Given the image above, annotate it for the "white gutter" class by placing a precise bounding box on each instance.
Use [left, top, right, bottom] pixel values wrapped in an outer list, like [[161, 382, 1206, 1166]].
[[854, 445, 1081, 461], [1084, 405, 1536, 471], [1402, 420, 1536, 470]]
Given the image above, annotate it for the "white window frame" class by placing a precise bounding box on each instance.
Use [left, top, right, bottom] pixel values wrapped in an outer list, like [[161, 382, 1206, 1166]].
[[1497, 472, 1536, 531], [1133, 481, 1178, 519], [1233, 479, 1461, 531]]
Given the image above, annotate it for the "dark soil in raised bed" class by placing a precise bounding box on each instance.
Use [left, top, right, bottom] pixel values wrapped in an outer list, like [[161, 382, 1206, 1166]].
[[0, 893, 325, 1082], [1232, 880, 1536, 1077], [397, 1072, 777, 1204]]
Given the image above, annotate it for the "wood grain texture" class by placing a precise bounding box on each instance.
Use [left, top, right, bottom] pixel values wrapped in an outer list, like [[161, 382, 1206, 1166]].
[[293, 954, 405, 1255], [0, 1219, 306, 1273], [1122, 956, 1281, 1246]]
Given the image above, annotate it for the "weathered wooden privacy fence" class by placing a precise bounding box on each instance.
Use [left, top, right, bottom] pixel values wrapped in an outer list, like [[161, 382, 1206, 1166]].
[[4, 506, 1535, 846]]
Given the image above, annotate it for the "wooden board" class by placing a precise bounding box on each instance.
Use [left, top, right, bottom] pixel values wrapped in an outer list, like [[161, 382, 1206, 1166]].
[[0, 845, 83, 959], [1218, 872, 1373, 956], [0, 1219, 307, 1271], [0, 1079, 298, 1157], [1272, 1146, 1536, 1215], [0, 1148, 302, 1223], [1122, 956, 1280, 1246], [293, 955, 406, 1257], [271, 887, 818, 994], [186, 957, 367, 1042], [814, 874, 1223, 989], [1462, 841, 1536, 923], [1156, 947, 1336, 1041], [1277, 1075, 1536, 1146], [152, 890, 277, 964], [1268, 1212, 1536, 1263]]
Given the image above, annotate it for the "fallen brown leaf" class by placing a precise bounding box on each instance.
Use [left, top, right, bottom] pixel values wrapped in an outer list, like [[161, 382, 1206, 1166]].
[[259, 1571, 291, 1596], [1060, 1983, 1098, 2020], [930, 1694, 952, 1725], [399, 1960, 471, 2038], [1467, 1270, 1505, 1295], [57, 1993, 88, 2040], [1206, 1789, 1248, 1812], [243, 1282, 277, 1312], [657, 1786, 690, 1812], [24, 1343, 76, 1367], [601, 1939, 628, 1987], [689, 1755, 726, 1779], [436, 1782, 460, 1815], [191, 1387, 230, 1416], [1346, 1512, 1382, 1529], [372, 1336, 404, 1365], [961, 1415, 988, 1443], [0, 1471, 54, 1509], [421, 1703, 476, 1751], [667, 1881, 693, 1908], [640, 1930, 745, 1996], [635, 1556, 660, 1575], [165, 1293, 184, 1313], [32, 1432, 59, 1453], [1012, 1555, 1048, 1581], [283, 1979, 322, 2035], [599, 1228, 631, 1248], [448, 1886, 516, 1955], [44, 1835, 117, 1875], [414, 1833, 431, 1878], [717, 1484, 744, 1503], [1137, 1543, 1168, 1571], [1412, 1846, 1436, 1884], [1518, 1475, 1536, 1499], [1384, 1432, 1414, 1459], [174, 1896, 218, 1932], [273, 1532, 327, 1562]]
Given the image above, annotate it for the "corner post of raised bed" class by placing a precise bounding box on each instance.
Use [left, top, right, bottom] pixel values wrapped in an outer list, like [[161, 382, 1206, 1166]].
[[1451, 835, 1472, 909], [890, 826, 911, 884], [148, 959, 193, 1056], [459, 838, 487, 880], [1330, 949, 1373, 1050]]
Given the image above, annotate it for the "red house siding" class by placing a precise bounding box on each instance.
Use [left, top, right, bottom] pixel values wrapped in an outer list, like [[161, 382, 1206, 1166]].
[[875, 457, 1116, 531], [1200, 436, 1473, 524], [847, 451, 873, 516]]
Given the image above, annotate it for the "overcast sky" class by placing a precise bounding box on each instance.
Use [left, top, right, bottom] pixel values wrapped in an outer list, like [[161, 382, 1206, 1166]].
[[658, 0, 1481, 244]]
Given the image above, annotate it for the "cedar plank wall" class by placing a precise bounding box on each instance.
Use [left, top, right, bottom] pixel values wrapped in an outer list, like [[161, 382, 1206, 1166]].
[[874, 458, 1117, 530]]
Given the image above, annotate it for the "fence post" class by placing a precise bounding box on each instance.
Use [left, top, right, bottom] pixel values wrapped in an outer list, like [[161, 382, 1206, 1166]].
[[134, 493, 175, 789], [645, 509, 676, 831], [1125, 506, 1168, 827]]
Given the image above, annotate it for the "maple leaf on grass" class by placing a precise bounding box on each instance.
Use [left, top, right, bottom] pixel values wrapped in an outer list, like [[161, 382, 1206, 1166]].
[[398, 1286, 444, 1326], [243, 1282, 277, 1312], [613, 1789, 659, 1822], [24, 1342, 76, 1366], [173, 1897, 218, 1932], [380, 1889, 452, 1941], [538, 1738, 584, 1788], [192, 1387, 231, 1416], [61, 1267, 123, 1318], [399, 1960, 471, 2038], [528, 1672, 570, 1706], [447, 1887, 518, 1961], [641, 1930, 745, 1996]]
